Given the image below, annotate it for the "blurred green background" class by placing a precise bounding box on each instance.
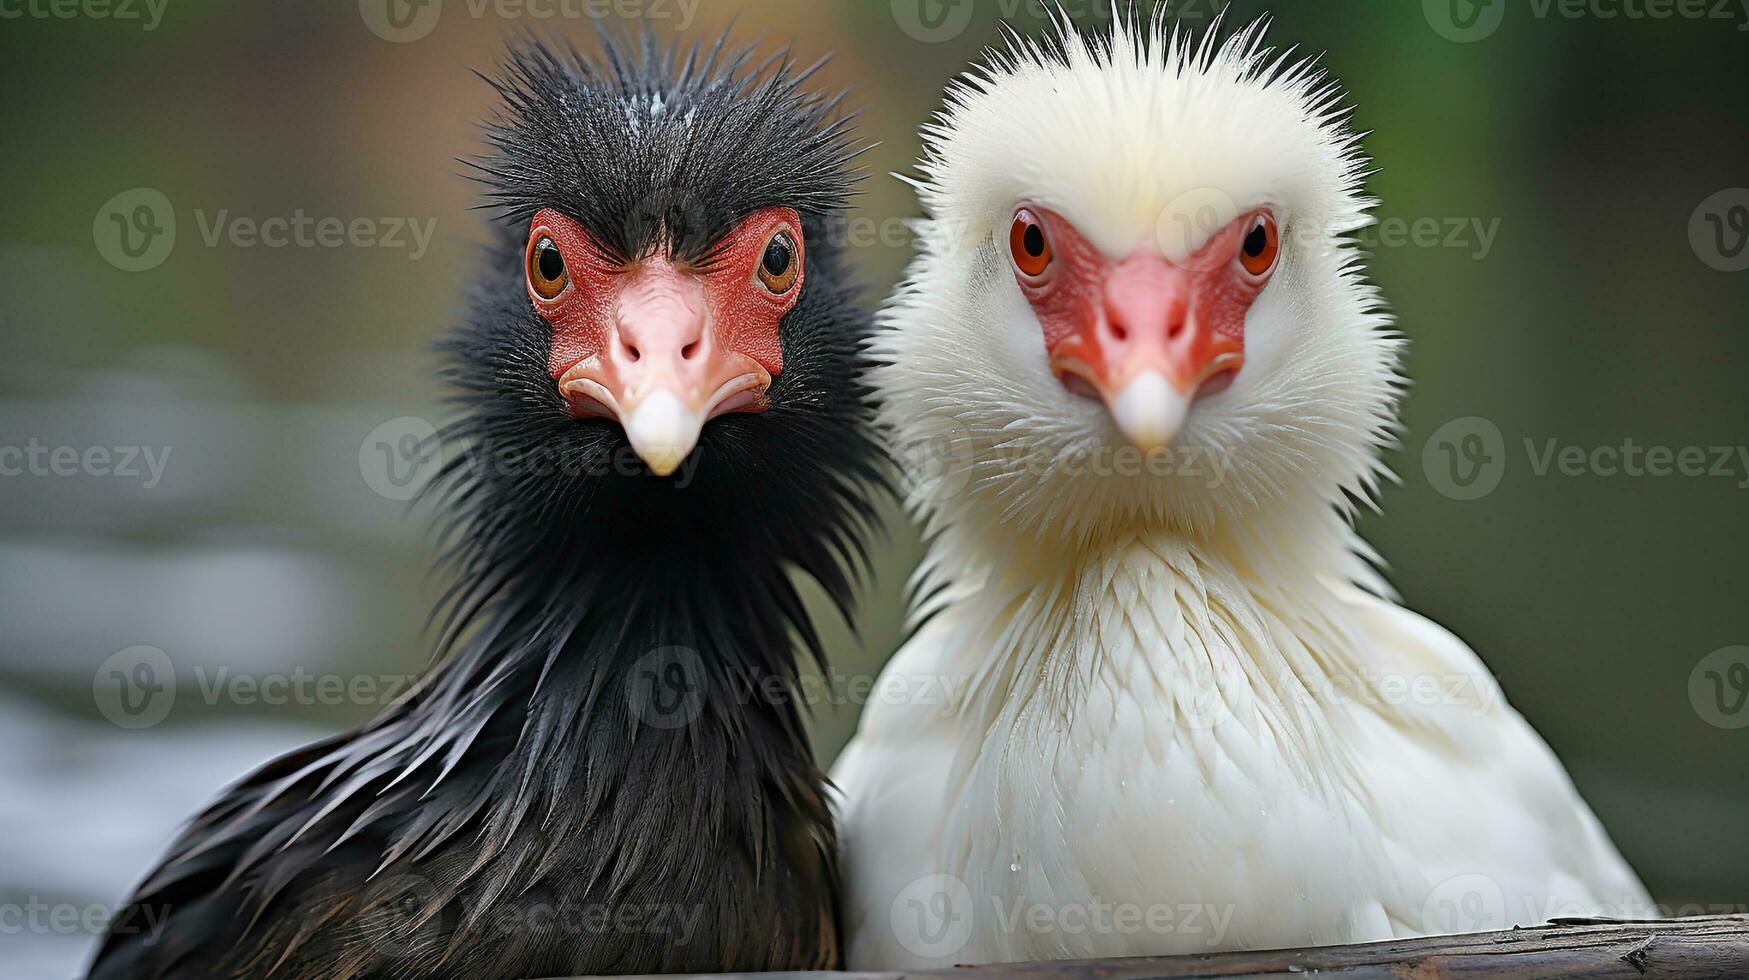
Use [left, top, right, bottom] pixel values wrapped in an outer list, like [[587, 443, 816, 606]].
[[2, 1, 1747, 975]]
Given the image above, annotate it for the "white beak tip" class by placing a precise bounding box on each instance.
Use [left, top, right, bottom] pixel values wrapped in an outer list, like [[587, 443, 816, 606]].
[[642, 453, 686, 478], [1109, 371, 1191, 452], [624, 390, 704, 478]]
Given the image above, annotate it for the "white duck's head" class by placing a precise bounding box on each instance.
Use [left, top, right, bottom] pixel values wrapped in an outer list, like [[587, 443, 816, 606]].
[[876, 10, 1403, 568]]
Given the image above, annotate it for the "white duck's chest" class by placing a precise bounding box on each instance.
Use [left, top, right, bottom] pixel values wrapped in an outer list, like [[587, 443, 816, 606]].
[[935, 541, 1394, 959]]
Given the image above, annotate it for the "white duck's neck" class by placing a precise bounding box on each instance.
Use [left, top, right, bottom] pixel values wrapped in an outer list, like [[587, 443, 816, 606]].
[[923, 500, 1387, 792]]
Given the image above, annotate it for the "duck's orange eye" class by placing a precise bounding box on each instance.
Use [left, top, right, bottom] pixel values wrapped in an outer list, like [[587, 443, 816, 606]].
[[529, 235, 567, 300], [1238, 213, 1280, 278], [1010, 209, 1053, 281]]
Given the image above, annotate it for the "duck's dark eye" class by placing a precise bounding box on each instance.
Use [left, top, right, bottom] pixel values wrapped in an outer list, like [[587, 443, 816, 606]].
[[1243, 226, 1267, 257], [757, 230, 800, 295], [529, 235, 568, 300], [1009, 208, 1054, 281], [1238, 213, 1280, 278], [539, 245, 564, 281], [764, 240, 791, 276]]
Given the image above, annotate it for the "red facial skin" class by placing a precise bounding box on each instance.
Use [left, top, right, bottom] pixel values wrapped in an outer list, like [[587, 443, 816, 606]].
[[527, 206, 802, 427], [1012, 206, 1279, 407]]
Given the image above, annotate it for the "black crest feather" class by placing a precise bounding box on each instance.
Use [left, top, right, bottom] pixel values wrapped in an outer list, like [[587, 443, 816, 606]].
[[474, 31, 862, 263]]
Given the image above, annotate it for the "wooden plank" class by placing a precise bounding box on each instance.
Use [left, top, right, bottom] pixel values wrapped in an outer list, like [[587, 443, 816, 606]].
[[548, 915, 1749, 980]]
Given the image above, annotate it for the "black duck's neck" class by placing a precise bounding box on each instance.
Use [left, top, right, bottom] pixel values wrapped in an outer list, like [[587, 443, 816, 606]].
[[377, 514, 844, 971], [419, 505, 831, 766]]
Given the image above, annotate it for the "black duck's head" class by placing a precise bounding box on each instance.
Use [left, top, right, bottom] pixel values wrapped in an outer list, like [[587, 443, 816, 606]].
[[436, 33, 883, 624]]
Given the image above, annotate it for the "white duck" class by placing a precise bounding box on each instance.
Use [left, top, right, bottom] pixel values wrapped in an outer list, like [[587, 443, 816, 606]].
[[834, 10, 1651, 970]]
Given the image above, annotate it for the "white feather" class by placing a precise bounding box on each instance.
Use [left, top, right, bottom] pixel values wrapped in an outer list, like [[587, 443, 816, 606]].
[[835, 9, 1649, 969]]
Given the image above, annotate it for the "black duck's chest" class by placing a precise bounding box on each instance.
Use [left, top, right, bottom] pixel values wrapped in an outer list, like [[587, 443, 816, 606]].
[[411, 752, 842, 978]]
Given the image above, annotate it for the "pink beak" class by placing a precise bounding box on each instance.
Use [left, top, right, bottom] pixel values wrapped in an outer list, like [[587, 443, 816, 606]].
[[1051, 250, 1243, 451], [557, 258, 770, 476]]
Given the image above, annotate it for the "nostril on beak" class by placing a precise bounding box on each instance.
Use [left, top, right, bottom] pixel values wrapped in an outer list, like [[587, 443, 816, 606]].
[[681, 342, 699, 361], [625, 344, 641, 363]]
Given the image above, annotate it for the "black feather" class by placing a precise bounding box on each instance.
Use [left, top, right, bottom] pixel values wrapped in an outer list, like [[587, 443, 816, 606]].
[[473, 32, 862, 264], [89, 29, 883, 980]]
